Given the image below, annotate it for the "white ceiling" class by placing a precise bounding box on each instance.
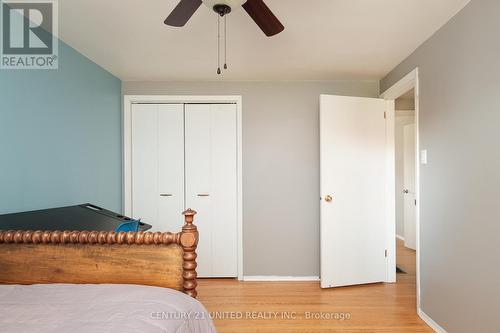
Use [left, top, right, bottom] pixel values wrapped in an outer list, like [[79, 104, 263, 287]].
[[59, 0, 470, 81]]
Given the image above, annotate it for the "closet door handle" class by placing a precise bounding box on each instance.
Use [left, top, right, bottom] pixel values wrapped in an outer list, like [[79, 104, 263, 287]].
[[160, 194, 173, 197], [197, 194, 210, 197]]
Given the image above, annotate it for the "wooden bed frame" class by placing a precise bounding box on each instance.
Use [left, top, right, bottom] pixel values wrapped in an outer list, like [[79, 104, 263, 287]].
[[0, 209, 199, 298]]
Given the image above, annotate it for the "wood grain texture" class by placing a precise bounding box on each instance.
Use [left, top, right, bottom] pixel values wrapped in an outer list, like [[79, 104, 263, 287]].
[[197, 239, 431, 332], [0, 209, 199, 297], [180, 209, 199, 297], [0, 243, 184, 289]]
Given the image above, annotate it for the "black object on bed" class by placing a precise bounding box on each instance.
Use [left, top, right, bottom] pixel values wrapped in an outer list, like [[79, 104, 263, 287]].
[[0, 203, 152, 232]]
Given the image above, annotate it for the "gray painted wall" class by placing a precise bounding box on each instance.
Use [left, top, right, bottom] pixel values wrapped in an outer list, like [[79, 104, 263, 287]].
[[395, 97, 415, 111], [0, 40, 122, 215], [381, 0, 499, 331], [123, 81, 379, 276]]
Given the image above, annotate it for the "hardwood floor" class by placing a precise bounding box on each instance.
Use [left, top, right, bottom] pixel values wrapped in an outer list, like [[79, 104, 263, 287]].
[[197, 239, 431, 332]]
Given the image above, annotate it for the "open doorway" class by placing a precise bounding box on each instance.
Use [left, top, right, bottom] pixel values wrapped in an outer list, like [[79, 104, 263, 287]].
[[394, 89, 417, 277], [380, 68, 421, 310]]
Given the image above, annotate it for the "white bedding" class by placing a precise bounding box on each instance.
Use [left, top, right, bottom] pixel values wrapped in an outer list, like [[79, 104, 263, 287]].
[[0, 284, 216, 333]]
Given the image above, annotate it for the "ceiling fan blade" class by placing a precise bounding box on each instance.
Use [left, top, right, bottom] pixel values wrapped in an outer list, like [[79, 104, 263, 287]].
[[242, 0, 284, 37], [164, 0, 203, 27]]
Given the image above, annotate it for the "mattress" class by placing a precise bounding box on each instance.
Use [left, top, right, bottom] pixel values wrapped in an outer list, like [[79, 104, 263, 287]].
[[0, 284, 216, 333]]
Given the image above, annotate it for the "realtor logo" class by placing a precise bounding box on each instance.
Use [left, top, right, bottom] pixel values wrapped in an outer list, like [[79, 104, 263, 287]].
[[1, 0, 58, 69]]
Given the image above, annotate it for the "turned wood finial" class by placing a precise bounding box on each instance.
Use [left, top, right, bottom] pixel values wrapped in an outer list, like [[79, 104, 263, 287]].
[[182, 208, 196, 224], [180, 209, 198, 298]]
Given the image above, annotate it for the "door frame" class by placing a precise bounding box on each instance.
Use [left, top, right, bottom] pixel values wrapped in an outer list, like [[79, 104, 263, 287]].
[[122, 95, 244, 281], [380, 68, 421, 308]]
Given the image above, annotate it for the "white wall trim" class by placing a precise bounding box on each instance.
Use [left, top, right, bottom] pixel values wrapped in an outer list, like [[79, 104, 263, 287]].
[[243, 276, 320, 282], [385, 100, 396, 283], [380, 69, 418, 99], [418, 308, 448, 333], [396, 234, 405, 241], [381, 68, 421, 309], [123, 95, 244, 281]]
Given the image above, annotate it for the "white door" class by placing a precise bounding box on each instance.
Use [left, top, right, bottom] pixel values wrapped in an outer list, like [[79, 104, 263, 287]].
[[320, 95, 388, 288], [185, 104, 238, 278], [131, 104, 185, 231], [403, 124, 416, 250]]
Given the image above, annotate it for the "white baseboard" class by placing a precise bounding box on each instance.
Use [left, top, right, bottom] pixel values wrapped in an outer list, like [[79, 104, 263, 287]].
[[243, 276, 320, 282], [396, 234, 405, 241], [418, 308, 447, 333]]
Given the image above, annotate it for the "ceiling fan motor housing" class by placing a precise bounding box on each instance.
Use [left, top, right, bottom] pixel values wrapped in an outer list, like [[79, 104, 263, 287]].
[[213, 4, 231, 16], [202, 0, 247, 13]]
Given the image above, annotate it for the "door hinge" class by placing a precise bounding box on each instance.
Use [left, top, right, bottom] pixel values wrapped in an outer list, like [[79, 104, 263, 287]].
[[384, 111, 387, 119], [384, 250, 388, 257]]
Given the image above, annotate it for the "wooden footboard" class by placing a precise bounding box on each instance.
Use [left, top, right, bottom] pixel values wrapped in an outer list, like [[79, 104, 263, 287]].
[[0, 209, 199, 298]]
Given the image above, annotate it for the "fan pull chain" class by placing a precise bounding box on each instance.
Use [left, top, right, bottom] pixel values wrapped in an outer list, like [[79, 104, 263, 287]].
[[224, 15, 227, 70], [217, 15, 221, 75]]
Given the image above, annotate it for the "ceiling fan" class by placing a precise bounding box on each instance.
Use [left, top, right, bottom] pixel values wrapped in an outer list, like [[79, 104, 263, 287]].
[[164, 0, 284, 74], [164, 0, 284, 37]]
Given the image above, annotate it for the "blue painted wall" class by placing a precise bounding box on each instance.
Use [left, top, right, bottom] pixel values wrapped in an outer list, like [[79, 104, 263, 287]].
[[0, 40, 122, 214]]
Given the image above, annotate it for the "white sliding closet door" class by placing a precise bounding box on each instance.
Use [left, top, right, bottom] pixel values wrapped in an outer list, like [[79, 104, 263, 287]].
[[131, 104, 185, 231], [185, 104, 238, 278]]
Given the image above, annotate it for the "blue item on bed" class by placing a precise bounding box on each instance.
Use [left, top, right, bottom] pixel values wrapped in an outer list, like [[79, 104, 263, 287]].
[[115, 219, 141, 232]]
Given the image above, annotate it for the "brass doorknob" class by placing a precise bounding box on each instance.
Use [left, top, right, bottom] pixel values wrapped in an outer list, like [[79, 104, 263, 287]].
[[324, 195, 333, 202]]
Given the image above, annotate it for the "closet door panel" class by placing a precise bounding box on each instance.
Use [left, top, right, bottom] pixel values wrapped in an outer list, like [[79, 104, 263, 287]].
[[158, 104, 185, 231], [131, 104, 159, 227], [210, 104, 238, 277], [185, 104, 238, 278], [131, 104, 184, 232], [185, 104, 213, 277]]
